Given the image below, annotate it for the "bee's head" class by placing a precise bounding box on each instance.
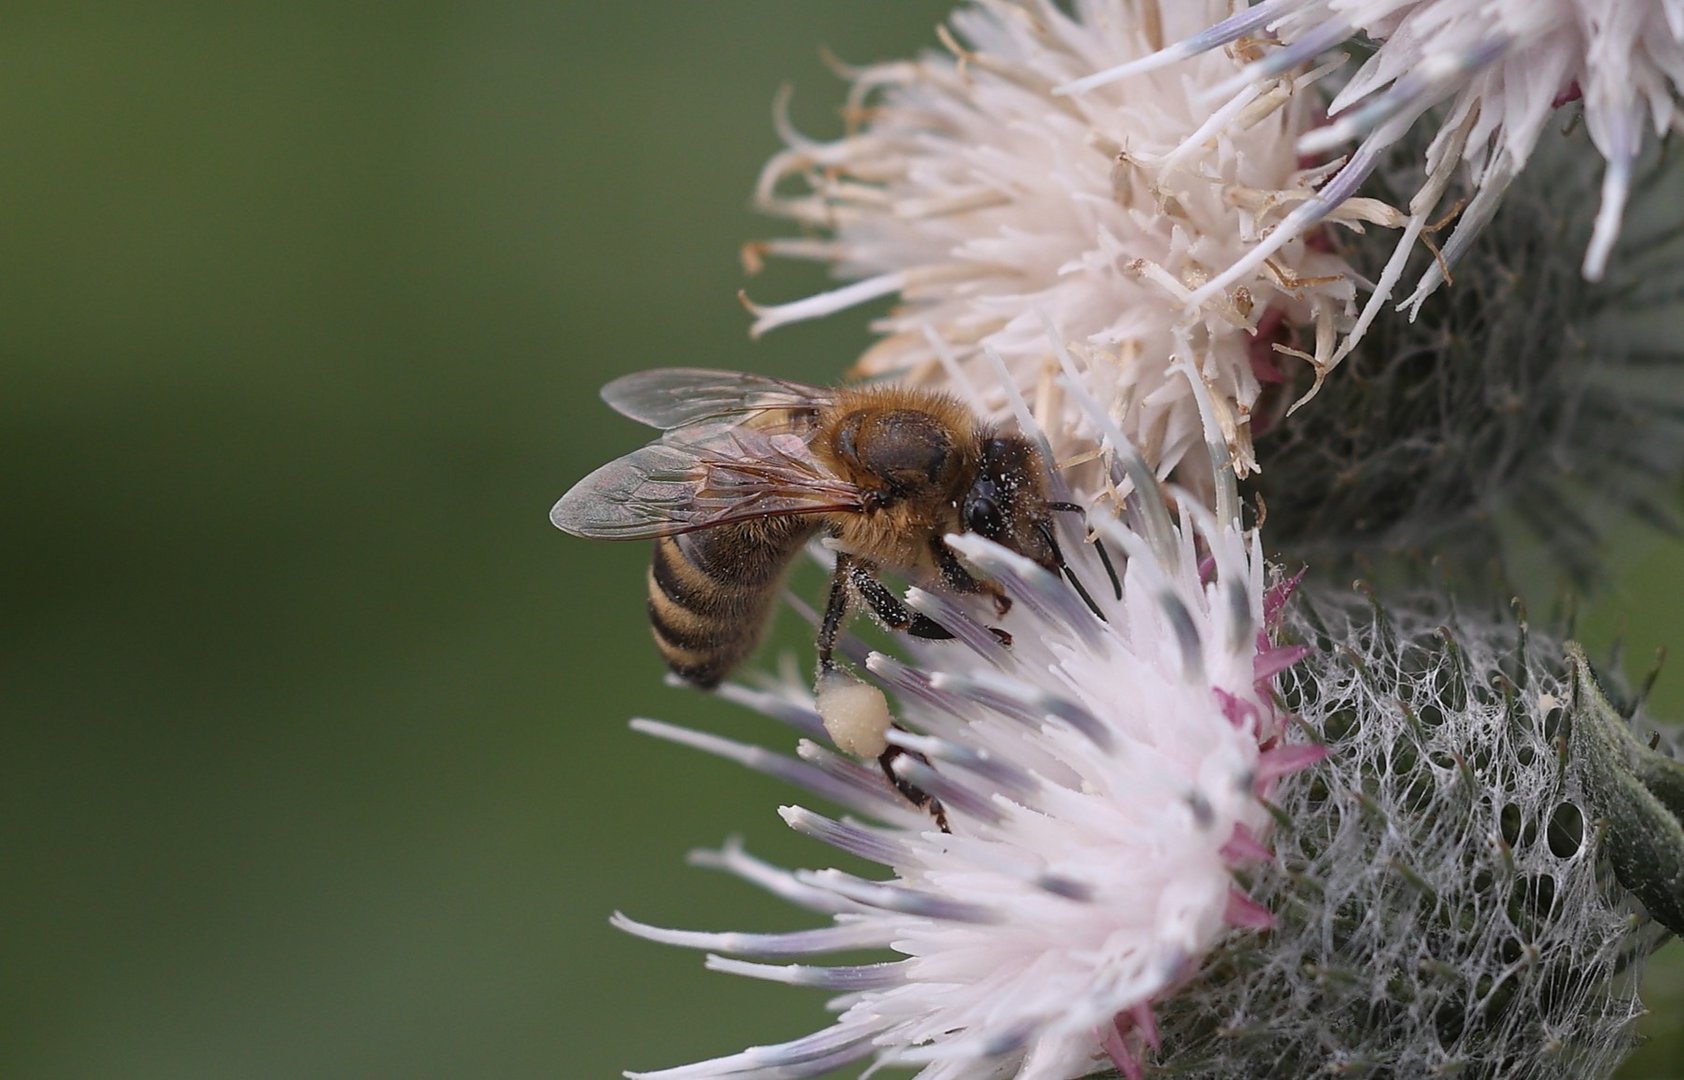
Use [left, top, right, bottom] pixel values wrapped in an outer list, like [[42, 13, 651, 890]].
[[962, 434, 1057, 571]]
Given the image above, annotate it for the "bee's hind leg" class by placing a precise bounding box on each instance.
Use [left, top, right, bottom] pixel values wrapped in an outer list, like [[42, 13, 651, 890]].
[[878, 750, 950, 833], [816, 553, 856, 677], [817, 558, 952, 833]]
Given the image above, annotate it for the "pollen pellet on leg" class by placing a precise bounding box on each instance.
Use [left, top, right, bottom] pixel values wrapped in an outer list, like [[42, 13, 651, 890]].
[[816, 671, 893, 758]]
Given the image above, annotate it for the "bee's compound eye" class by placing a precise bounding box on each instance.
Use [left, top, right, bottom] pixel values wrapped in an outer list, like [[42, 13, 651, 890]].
[[965, 495, 1003, 537]]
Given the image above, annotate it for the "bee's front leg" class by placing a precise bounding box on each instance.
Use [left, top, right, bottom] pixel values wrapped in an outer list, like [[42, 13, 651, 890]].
[[928, 537, 1012, 647], [929, 535, 1011, 619]]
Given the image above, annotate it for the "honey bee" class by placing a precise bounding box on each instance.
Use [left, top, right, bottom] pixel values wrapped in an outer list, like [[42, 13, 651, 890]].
[[552, 368, 1107, 822]]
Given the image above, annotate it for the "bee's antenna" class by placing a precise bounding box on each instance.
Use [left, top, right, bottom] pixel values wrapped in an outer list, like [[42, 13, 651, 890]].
[[1048, 501, 1123, 600], [1037, 521, 1107, 622]]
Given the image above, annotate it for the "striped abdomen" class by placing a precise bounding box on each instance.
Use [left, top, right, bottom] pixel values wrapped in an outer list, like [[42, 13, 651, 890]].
[[647, 516, 820, 687]]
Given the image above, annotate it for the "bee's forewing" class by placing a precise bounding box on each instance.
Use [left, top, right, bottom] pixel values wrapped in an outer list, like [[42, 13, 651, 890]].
[[600, 368, 833, 431], [551, 430, 862, 540], [550, 444, 704, 539]]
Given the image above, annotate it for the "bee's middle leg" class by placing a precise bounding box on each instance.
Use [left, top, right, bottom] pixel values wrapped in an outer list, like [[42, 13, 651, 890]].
[[817, 554, 947, 667], [846, 561, 954, 640]]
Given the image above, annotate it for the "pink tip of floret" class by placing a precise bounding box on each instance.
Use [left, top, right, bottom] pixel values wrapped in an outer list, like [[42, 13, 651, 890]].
[[1220, 822, 1274, 864], [1102, 1001, 1163, 1080], [1101, 1020, 1145, 1080], [1213, 687, 1262, 730], [1225, 888, 1276, 931], [1129, 1002, 1161, 1052], [1256, 741, 1331, 787], [1263, 568, 1306, 628], [1255, 644, 1312, 684]]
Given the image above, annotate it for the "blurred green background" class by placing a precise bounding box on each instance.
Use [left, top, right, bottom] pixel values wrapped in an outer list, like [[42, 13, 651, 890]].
[[3, 4, 1678, 1078]]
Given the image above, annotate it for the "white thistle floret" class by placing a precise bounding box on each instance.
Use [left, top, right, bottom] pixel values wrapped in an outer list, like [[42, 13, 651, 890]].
[[616, 372, 1317, 1080], [745, 0, 1374, 478], [1064, 0, 1684, 368]]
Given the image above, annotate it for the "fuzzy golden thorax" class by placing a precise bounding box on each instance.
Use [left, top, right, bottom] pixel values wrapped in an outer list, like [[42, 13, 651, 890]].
[[812, 385, 979, 576]]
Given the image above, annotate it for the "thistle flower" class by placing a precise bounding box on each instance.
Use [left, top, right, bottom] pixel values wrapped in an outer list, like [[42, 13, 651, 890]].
[[1064, 0, 1684, 352], [588, 6, 1684, 1077], [744, 0, 1374, 478], [615, 375, 1320, 1079]]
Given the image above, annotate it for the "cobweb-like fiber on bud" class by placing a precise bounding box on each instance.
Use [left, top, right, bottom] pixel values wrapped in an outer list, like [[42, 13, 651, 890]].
[[1250, 128, 1684, 587], [1152, 589, 1669, 1078]]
